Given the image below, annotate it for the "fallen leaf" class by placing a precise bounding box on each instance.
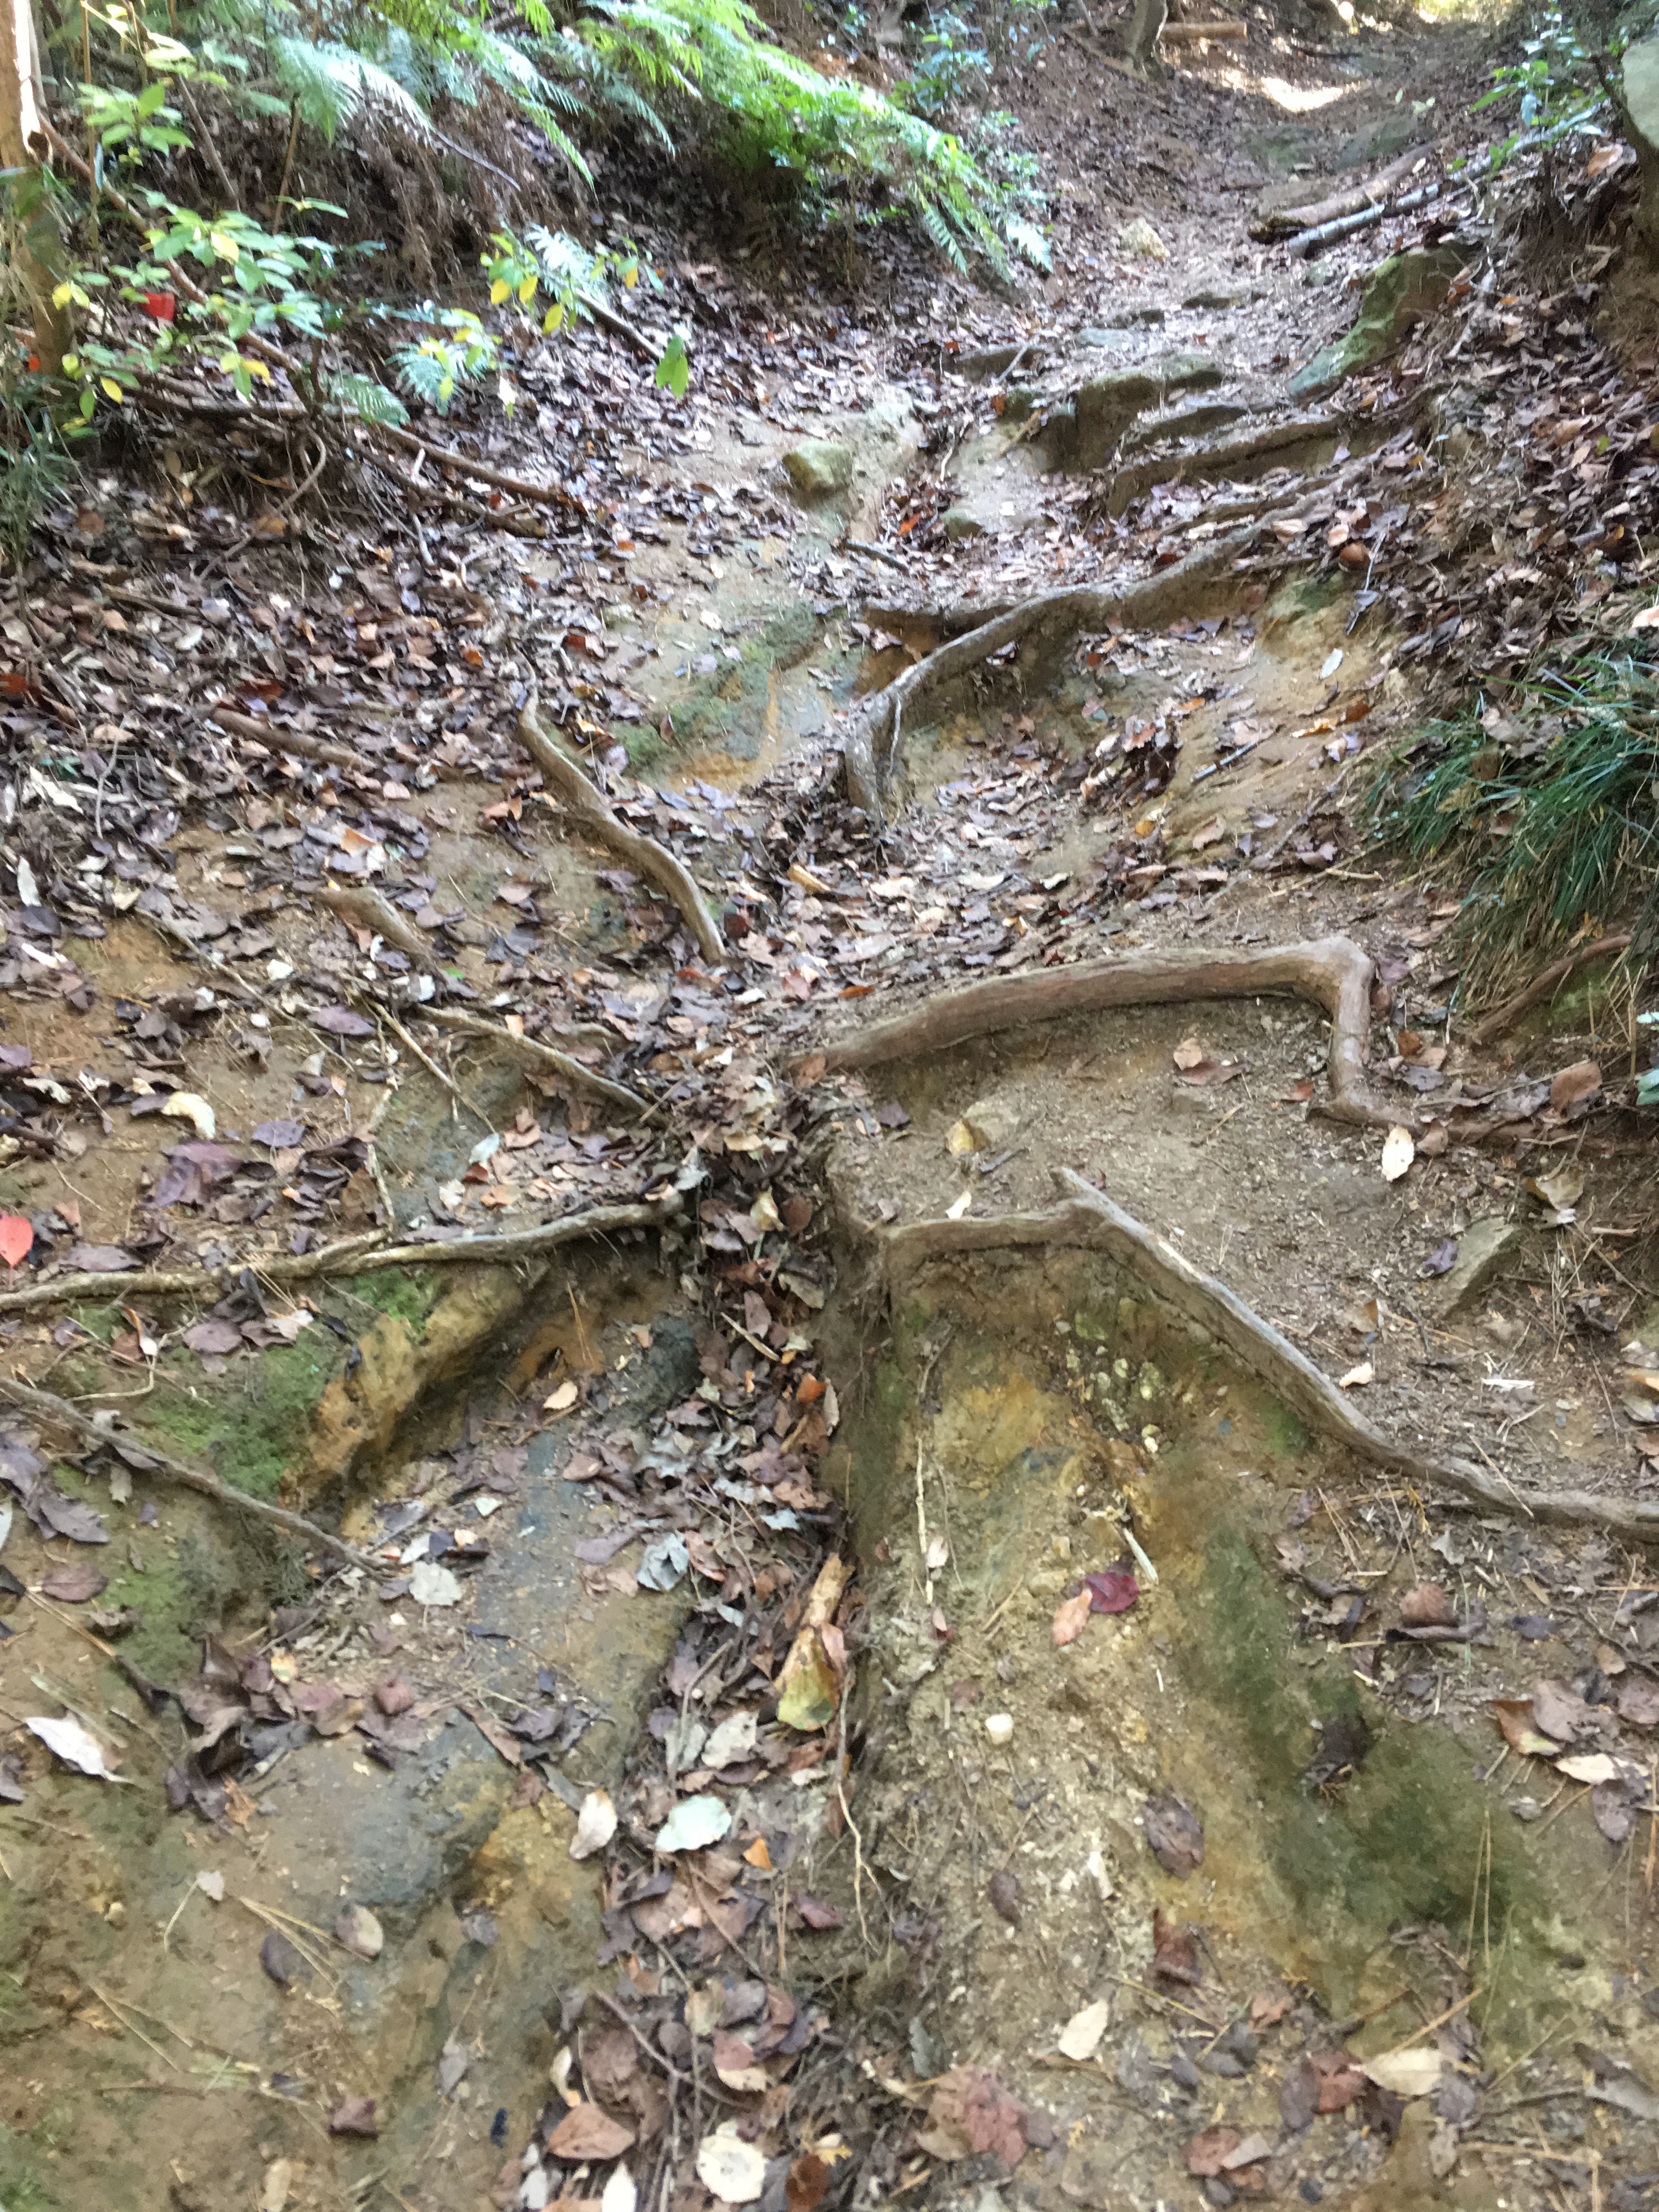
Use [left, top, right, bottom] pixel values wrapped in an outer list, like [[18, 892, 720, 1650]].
[[1557, 1752, 1619, 1784], [1532, 1677, 1592, 1741], [1083, 1568, 1139, 1613], [571, 1788, 618, 1860], [1381, 1125, 1415, 1181], [989, 1869, 1021, 1925], [261, 1930, 308, 1988], [1620, 1679, 1659, 1728], [1051, 1589, 1092, 1646], [1172, 1037, 1206, 1070], [1420, 1239, 1458, 1277], [40, 1565, 107, 1602], [1057, 1998, 1111, 2061], [0, 1215, 32, 1270], [335, 1904, 384, 1959], [1362, 2048, 1441, 2097], [313, 1006, 375, 1037], [163, 1091, 217, 1139], [1250, 1985, 1293, 2026], [1492, 1697, 1558, 1760], [656, 1793, 732, 1853], [1338, 1361, 1374, 1390], [1399, 1583, 1453, 1628], [1187, 2126, 1240, 2177], [696, 2132, 767, 2203], [259, 2158, 293, 2212], [1550, 1059, 1601, 1115], [26, 1714, 127, 1782], [786, 2155, 830, 2212], [713, 2030, 769, 2092], [1144, 1791, 1204, 1877], [409, 1560, 462, 1607], [795, 1895, 842, 1929], [328, 2096, 380, 2137], [546, 2104, 636, 2161], [1527, 1165, 1585, 1219]]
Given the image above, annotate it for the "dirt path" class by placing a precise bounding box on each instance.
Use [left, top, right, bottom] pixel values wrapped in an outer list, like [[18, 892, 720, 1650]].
[[4, 13, 1659, 2211]]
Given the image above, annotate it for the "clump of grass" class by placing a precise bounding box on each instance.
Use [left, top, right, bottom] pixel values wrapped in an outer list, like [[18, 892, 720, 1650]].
[[1367, 645, 1659, 995]]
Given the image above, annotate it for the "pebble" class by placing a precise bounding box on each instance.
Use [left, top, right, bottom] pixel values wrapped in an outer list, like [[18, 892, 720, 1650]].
[[985, 1712, 1014, 1746]]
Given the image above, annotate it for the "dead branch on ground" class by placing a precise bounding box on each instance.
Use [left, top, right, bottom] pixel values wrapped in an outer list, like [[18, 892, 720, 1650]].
[[1250, 144, 1431, 242], [1466, 934, 1633, 1047], [517, 703, 726, 966], [419, 1006, 648, 1116], [0, 1197, 680, 1316], [883, 1173, 1659, 1545], [0, 1375, 379, 1571]]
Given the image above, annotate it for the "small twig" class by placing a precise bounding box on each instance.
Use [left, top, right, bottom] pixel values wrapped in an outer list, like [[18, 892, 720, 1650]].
[[419, 1007, 648, 1116], [0, 1375, 377, 1571], [377, 1008, 495, 1133]]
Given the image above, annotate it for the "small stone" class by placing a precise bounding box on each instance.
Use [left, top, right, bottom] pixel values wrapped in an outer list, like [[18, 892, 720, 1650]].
[[947, 1097, 1020, 1153], [1119, 216, 1169, 260], [1424, 1216, 1523, 1319], [940, 507, 985, 542], [985, 1712, 1015, 1746], [335, 1904, 384, 1960], [782, 441, 854, 503]]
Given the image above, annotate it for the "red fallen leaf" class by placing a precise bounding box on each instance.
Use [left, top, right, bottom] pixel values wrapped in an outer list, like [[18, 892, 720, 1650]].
[[1276, 1079, 1316, 1105], [329, 2096, 380, 2136], [1187, 2125, 1241, 2177], [1550, 1058, 1601, 1115], [1152, 1908, 1201, 1984], [1084, 1569, 1138, 1614], [1052, 1589, 1092, 1646], [1250, 1984, 1293, 2026], [1313, 2049, 1367, 2113], [0, 1215, 32, 1271], [795, 1894, 843, 1929], [142, 291, 176, 322]]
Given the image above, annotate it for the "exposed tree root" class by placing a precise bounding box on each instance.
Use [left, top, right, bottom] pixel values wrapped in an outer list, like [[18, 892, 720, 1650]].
[[882, 1173, 1659, 1545], [0, 1197, 681, 1316], [1249, 143, 1431, 242], [314, 884, 435, 968], [816, 934, 1414, 1132], [1466, 934, 1633, 1047], [517, 704, 725, 966], [0, 1376, 379, 1572], [1103, 417, 1358, 520], [840, 523, 1266, 821], [419, 1007, 648, 1116]]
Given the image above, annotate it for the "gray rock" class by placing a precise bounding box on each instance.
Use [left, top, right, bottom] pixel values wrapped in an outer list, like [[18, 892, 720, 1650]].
[[1625, 34, 1659, 253], [1182, 287, 1250, 311], [782, 440, 854, 502], [1121, 399, 1251, 453], [957, 1098, 1020, 1152], [955, 342, 1023, 381], [1076, 327, 1137, 351], [940, 507, 986, 541], [1424, 1216, 1523, 1320], [1289, 244, 1475, 400], [1044, 352, 1226, 471]]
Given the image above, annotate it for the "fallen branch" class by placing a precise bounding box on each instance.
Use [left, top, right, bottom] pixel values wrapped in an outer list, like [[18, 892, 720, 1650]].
[[314, 884, 435, 968], [1289, 180, 1448, 261], [419, 1006, 648, 1116], [0, 1198, 679, 1316], [882, 1173, 1659, 1545], [0, 1375, 378, 1572], [1159, 17, 1248, 37], [370, 423, 589, 517], [1250, 143, 1431, 242], [814, 934, 1407, 1131], [208, 703, 414, 779], [577, 289, 661, 363], [517, 703, 726, 966], [1466, 934, 1633, 1047], [839, 523, 1266, 820]]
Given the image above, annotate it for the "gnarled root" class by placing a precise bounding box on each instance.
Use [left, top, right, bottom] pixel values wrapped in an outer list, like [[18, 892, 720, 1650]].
[[816, 934, 1414, 1131], [518, 706, 725, 966], [883, 1172, 1659, 1545], [840, 523, 1266, 821]]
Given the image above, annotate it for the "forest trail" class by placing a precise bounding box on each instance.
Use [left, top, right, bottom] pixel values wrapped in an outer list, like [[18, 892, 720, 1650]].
[[5, 10, 1659, 2211]]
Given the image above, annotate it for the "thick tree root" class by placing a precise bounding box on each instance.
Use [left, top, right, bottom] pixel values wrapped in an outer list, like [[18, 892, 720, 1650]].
[[883, 1173, 1659, 1545], [419, 1007, 648, 1115], [840, 523, 1265, 820], [518, 706, 725, 966], [816, 934, 1415, 1132]]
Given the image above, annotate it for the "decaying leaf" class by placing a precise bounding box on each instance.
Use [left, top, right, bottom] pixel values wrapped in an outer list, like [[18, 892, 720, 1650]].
[[546, 2104, 636, 2162], [1056, 1999, 1111, 2062], [1380, 1125, 1415, 1182], [696, 2131, 768, 2203], [655, 1793, 732, 1853], [1051, 1589, 1092, 1646], [1151, 1908, 1200, 1984], [1143, 1791, 1204, 1878], [1398, 1583, 1453, 1628], [1361, 2047, 1441, 2097], [1083, 1568, 1138, 1613], [26, 1714, 128, 1783], [1492, 1697, 1558, 1760]]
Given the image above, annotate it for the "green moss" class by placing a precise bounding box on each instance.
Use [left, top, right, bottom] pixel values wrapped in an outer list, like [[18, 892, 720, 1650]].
[[663, 604, 821, 762], [149, 1335, 340, 1501], [1264, 1400, 1310, 1457], [355, 1267, 441, 1329], [0, 2122, 60, 2211]]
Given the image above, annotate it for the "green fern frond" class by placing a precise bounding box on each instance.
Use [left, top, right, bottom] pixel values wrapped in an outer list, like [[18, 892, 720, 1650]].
[[272, 34, 434, 142]]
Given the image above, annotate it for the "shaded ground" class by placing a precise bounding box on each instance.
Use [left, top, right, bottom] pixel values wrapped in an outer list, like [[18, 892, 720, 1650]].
[[6, 5, 1659, 2210]]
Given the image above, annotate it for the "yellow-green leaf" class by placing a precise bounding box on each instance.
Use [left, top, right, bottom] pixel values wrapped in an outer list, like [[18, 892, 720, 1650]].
[[52, 282, 74, 309], [776, 1630, 838, 1732], [489, 278, 510, 306], [208, 230, 239, 262], [542, 302, 565, 335], [516, 274, 537, 306], [622, 261, 638, 290], [245, 358, 271, 382], [99, 376, 124, 403], [61, 352, 78, 374]]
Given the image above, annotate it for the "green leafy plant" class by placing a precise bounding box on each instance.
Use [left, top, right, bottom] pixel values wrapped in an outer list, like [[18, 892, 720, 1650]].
[[1470, 6, 1614, 174]]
